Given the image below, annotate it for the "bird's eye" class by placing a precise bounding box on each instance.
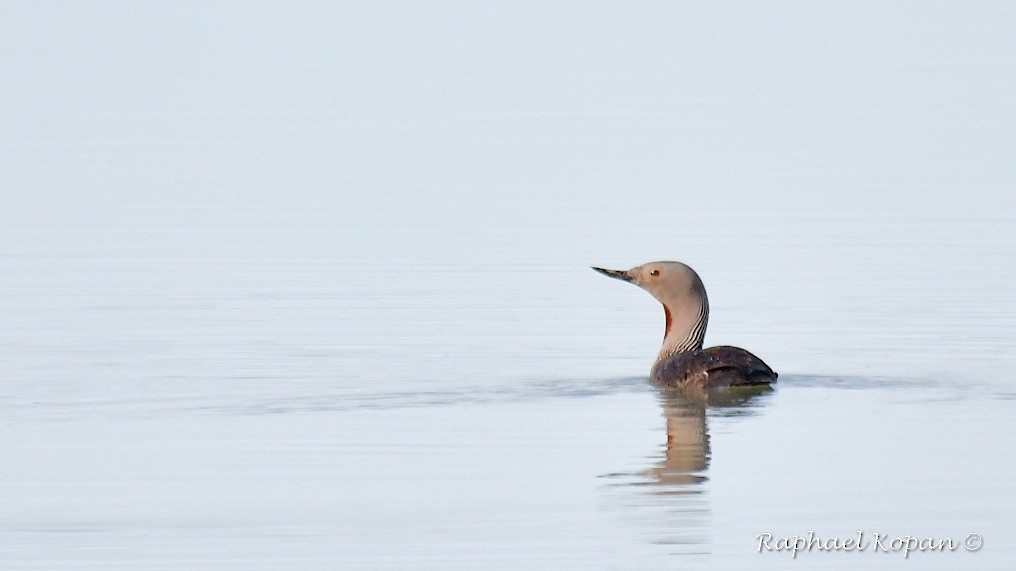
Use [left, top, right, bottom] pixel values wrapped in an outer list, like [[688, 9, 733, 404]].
[[650, 269, 660, 276]]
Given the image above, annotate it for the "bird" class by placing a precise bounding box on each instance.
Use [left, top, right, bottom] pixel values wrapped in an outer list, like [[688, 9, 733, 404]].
[[592, 261, 777, 389]]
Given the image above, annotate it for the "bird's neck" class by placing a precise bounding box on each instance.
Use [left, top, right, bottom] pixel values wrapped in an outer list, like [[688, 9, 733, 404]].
[[657, 299, 709, 362]]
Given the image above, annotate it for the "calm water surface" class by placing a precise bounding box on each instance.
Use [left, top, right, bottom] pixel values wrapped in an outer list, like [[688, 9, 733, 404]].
[[2, 221, 1014, 569], [3, 3, 1016, 569]]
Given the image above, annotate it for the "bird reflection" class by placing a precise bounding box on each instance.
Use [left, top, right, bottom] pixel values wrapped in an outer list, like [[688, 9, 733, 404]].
[[634, 385, 773, 550], [599, 384, 773, 552], [649, 386, 773, 487], [649, 391, 709, 485]]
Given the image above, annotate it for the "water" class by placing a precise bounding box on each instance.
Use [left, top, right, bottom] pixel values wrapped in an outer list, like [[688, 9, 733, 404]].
[[3, 3, 1016, 569]]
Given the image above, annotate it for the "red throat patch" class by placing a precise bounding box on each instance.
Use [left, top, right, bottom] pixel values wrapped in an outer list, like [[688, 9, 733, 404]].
[[663, 304, 672, 339]]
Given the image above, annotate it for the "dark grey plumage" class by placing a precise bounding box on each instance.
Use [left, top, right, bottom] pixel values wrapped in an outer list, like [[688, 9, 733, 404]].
[[650, 345, 777, 388]]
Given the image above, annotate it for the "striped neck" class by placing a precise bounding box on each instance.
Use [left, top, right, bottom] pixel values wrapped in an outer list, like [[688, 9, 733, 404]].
[[656, 299, 709, 362]]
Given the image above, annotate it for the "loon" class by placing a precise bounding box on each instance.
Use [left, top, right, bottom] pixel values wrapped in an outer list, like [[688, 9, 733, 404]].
[[592, 261, 777, 389]]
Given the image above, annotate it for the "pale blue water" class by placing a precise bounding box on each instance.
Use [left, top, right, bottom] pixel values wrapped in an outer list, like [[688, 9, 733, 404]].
[[3, 3, 1016, 569]]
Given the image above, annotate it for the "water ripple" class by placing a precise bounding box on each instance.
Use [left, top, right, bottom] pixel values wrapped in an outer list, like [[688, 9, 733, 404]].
[[3, 373, 1011, 422]]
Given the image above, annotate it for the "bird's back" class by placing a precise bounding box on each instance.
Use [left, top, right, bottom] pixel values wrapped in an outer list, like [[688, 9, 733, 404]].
[[650, 345, 777, 389]]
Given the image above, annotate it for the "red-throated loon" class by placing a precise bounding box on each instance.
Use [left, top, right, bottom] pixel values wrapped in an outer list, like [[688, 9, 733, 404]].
[[592, 261, 777, 389]]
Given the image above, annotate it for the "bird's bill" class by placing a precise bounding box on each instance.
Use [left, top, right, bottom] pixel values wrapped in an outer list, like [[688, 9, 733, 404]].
[[591, 266, 634, 282]]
